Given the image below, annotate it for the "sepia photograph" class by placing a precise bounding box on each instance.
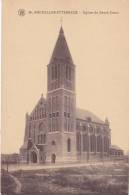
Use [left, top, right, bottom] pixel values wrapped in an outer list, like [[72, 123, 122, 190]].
[[1, 0, 129, 194]]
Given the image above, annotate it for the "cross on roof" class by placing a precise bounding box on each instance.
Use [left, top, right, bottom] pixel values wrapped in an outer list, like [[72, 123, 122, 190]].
[[60, 17, 63, 26]]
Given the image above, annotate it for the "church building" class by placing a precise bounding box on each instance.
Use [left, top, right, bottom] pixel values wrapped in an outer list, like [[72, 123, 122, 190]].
[[20, 27, 111, 163]]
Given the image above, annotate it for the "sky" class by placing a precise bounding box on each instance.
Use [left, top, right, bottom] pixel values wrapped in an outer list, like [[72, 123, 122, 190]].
[[2, 0, 129, 154]]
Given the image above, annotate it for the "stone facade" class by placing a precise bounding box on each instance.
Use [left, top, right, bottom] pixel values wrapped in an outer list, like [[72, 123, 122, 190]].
[[20, 27, 111, 163]]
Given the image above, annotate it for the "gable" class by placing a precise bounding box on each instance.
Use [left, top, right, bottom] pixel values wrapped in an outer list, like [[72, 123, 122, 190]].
[[30, 95, 46, 120]]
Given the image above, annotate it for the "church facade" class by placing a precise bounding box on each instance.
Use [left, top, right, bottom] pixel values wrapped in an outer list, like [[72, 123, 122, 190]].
[[20, 27, 111, 163]]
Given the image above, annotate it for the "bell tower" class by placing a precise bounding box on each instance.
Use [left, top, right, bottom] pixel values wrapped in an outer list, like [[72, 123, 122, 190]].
[[46, 27, 77, 162]]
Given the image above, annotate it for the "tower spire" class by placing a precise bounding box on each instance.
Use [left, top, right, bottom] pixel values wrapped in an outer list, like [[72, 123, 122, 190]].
[[49, 24, 73, 64], [59, 17, 64, 34]]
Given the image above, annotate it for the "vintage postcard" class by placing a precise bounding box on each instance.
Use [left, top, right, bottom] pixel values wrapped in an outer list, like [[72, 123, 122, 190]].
[[1, 0, 129, 194]]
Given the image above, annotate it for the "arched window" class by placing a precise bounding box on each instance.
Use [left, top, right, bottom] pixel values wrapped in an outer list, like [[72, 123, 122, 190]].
[[39, 122, 44, 132], [58, 64, 60, 80], [28, 123, 31, 138], [52, 118, 56, 131], [77, 133, 81, 152], [55, 118, 58, 131], [66, 65, 69, 79], [90, 135, 95, 152], [41, 134, 43, 143], [69, 67, 71, 80], [33, 126, 35, 142], [48, 97, 51, 113], [41, 108, 44, 118], [52, 66, 54, 80], [97, 135, 102, 152], [38, 134, 46, 144], [68, 119, 70, 131], [38, 135, 40, 144], [104, 137, 109, 152], [49, 119, 51, 132], [43, 134, 46, 143], [83, 134, 88, 151], [67, 138, 71, 152], [55, 64, 58, 79]]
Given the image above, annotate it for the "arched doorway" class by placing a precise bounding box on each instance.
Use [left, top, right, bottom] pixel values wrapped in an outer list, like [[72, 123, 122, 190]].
[[31, 151, 37, 163], [51, 153, 56, 163]]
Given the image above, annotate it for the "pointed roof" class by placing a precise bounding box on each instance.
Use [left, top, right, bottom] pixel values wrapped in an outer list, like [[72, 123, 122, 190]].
[[50, 26, 73, 64], [30, 94, 46, 117]]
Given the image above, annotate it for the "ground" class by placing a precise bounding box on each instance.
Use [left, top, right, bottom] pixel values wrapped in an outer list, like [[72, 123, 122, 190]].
[[1, 161, 128, 195]]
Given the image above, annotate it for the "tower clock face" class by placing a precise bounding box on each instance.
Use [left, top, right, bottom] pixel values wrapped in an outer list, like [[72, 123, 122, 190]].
[[39, 122, 46, 132]]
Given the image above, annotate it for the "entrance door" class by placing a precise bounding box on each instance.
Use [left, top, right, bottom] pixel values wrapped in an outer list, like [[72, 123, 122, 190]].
[[51, 153, 56, 163], [31, 151, 37, 163]]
